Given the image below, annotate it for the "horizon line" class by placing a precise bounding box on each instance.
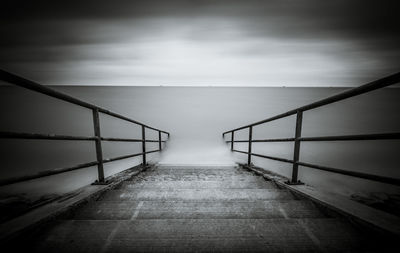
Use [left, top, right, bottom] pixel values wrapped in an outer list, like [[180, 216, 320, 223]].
[[43, 84, 400, 88], [1, 83, 399, 88]]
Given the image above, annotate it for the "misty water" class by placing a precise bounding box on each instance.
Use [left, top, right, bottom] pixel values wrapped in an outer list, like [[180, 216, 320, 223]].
[[1, 85, 400, 202]]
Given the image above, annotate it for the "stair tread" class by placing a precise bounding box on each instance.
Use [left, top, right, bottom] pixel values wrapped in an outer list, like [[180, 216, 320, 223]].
[[14, 218, 387, 252], [99, 188, 295, 201], [129, 167, 261, 182], [129, 175, 264, 182], [119, 179, 276, 189], [65, 200, 327, 220], [7, 165, 394, 252]]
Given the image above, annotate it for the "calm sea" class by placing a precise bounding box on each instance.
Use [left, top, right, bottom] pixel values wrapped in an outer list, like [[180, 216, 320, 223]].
[[1, 86, 399, 199]]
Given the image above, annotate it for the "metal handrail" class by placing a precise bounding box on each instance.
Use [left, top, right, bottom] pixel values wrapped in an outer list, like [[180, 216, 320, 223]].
[[0, 131, 168, 143], [223, 72, 400, 186], [0, 69, 170, 186]]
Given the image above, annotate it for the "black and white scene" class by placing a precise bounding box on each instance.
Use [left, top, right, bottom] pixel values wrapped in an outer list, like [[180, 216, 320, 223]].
[[1, 0, 400, 252]]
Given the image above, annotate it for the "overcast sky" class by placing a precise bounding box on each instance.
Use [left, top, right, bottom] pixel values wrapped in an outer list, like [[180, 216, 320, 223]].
[[1, 0, 399, 86]]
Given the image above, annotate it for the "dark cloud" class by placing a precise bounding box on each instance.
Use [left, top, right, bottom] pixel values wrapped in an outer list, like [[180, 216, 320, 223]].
[[1, 0, 399, 85]]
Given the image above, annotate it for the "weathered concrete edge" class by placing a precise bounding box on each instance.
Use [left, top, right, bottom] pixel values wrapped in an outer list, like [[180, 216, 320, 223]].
[[0, 163, 151, 242], [240, 163, 400, 236]]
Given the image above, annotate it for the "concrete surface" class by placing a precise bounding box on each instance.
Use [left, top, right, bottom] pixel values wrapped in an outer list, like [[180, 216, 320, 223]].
[[0, 164, 146, 242], [242, 164, 400, 236], [3, 165, 397, 252]]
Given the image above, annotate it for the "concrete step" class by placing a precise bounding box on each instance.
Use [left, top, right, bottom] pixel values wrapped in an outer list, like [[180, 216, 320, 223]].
[[152, 166, 243, 173], [129, 174, 266, 182], [64, 200, 328, 220], [99, 189, 296, 201], [118, 179, 276, 189], [142, 167, 247, 175], [11, 218, 389, 252], [128, 167, 259, 182]]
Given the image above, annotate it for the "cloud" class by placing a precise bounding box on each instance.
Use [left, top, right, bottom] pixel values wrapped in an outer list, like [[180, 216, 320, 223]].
[[1, 0, 399, 86]]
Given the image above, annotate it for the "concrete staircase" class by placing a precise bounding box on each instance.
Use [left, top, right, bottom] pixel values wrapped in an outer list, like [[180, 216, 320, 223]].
[[7, 165, 394, 252]]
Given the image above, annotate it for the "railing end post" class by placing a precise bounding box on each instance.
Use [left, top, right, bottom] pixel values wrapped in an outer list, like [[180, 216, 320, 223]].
[[231, 131, 235, 151], [158, 130, 162, 151], [142, 125, 146, 165], [291, 110, 303, 184], [247, 126, 253, 166], [92, 108, 105, 183]]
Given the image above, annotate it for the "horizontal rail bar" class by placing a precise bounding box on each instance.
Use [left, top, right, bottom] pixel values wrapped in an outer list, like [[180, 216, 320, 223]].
[[145, 149, 161, 155], [0, 70, 96, 110], [0, 132, 168, 143], [251, 153, 294, 164], [101, 137, 166, 143], [98, 108, 168, 134], [296, 161, 400, 186], [103, 150, 161, 163], [227, 133, 400, 143], [103, 152, 143, 163], [228, 138, 296, 143], [0, 69, 169, 135], [253, 138, 295, 142], [0, 148, 163, 186], [232, 149, 248, 155], [224, 110, 297, 134], [0, 160, 99, 187], [300, 132, 400, 142], [233, 150, 400, 186], [100, 137, 142, 142], [0, 131, 97, 141], [224, 72, 400, 134], [233, 149, 294, 164]]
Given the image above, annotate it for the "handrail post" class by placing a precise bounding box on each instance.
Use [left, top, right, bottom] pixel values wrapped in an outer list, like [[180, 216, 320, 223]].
[[92, 108, 105, 184], [231, 131, 235, 151], [248, 126, 253, 166], [290, 110, 303, 184], [142, 125, 146, 166], [158, 131, 162, 151]]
